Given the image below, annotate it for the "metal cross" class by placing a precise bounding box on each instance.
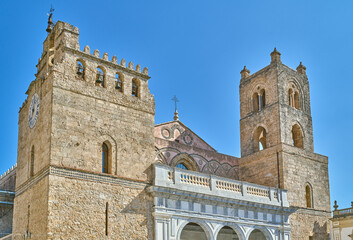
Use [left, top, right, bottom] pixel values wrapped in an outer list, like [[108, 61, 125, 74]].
[[171, 95, 179, 111]]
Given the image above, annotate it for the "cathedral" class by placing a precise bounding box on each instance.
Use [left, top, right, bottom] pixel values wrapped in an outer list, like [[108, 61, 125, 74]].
[[0, 18, 331, 240]]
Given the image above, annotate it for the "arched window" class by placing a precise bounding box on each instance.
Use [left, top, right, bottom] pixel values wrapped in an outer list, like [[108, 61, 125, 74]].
[[288, 84, 300, 110], [252, 89, 266, 112], [292, 124, 303, 148], [102, 143, 109, 174], [249, 229, 266, 240], [96, 67, 105, 87], [176, 163, 188, 170], [254, 126, 267, 152], [305, 184, 313, 208], [132, 78, 139, 97], [30, 146, 34, 177], [76, 60, 85, 79], [115, 73, 123, 92], [253, 92, 259, 112], [216, 226, 239, 240], [180, 223, 207, 240]]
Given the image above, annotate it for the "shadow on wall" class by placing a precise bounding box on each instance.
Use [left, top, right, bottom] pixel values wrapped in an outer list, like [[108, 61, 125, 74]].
[[121, 190, 154, 239], [312, 221, 329, 239]]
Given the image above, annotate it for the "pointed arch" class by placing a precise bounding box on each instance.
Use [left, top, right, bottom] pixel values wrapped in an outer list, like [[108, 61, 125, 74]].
[[305, 182, 313, 208], [253, 126, 267, 152], [292, 123, 304, 148], [132, 78, 140, 98], [170, 153, 198, 171], [96, 66, 106, 87], [30, 145, 35, 177], [115, 72, 124, 92], [76, 59, 85, 80]]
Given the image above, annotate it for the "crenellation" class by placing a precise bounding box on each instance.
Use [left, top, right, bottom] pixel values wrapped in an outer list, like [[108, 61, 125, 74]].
[[128, 61, 134, 69], [143, 67, 148, 75], [93, 49, 99, 57], [121, 58, 126, 67], [83, 45, 90, 53], [136, 64, 141, 73], [111, 55, 117, 64], [103, 52, 108, 61]]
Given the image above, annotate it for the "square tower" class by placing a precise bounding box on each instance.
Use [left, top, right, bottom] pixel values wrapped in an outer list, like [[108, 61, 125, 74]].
[[238, 49, 331, 239], [13, 21, 156, 239]]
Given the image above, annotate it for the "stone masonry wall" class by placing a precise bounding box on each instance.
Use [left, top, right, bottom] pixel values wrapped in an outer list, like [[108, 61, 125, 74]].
[[239, 65, 281, 157], [12, 176, 49, 240], [0, 206, 13, 237], [47, 174, 153, 240]]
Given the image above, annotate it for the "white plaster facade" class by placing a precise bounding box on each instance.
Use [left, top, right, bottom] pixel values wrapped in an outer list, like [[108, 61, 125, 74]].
[[149, 164, 293, 240]]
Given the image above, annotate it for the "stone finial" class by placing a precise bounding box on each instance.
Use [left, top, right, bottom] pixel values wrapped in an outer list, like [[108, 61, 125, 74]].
[[136, 64, 141, 73], [93, 49, 100, 57], [128, 61, 134, 69], [240, 66, 250, 79], [84, 45, 90, 54], [296, 62, 307, 75], [174, 109, 179, 121], [112, 55, 117, 64], [333, 200, 338, 211], [103, 52, 109, 61], [143, 67, 149, 75], [120, 58, 126, 67], [270, 48, 281, 63]]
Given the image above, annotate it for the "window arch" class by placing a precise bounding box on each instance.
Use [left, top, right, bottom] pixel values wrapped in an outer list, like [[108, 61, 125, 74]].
[[30, 146, 34, 177], [132, 78, 140, 97], [252, 88, 266, 112], [171, 153, 198, 172], [254, 126, 267, 152], [96, 67, 105, 87], [76, 60, 85, 79], [176, 163, 188, 170], [292, 124, 303, 148], [115, 73, 124, 92], [288, 84, 300, 110], [305, 183, 313, 208], [102, 142, 111, 174]]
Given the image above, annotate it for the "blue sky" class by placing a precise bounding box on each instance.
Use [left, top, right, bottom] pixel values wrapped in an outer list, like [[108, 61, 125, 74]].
[[0, 0, 352, 209]]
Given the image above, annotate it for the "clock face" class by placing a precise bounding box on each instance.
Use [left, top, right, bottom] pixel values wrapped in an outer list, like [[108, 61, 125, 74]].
[[28, 93, 40, 129]]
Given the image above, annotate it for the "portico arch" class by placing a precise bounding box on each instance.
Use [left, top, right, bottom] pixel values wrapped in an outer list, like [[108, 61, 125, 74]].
[[248, 228, 271, 240], [178, 221, 212, 240]]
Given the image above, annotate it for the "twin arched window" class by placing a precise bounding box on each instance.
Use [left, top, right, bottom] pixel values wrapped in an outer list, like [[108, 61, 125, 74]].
[[253, 89, 266, 112], [288, 85, 300, 109]]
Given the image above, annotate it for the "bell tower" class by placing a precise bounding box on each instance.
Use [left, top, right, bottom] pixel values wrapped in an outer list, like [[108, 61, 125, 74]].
[[12, 18, 156, 239], [238, 49, 331, 239]]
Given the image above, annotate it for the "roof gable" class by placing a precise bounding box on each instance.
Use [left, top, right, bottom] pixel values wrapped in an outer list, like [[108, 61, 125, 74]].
[[154, 121, 216, 152]]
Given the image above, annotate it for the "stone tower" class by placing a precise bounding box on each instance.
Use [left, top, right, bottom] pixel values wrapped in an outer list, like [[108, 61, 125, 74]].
[[238, 49, 331, 239], [12, 21, 155, 239]]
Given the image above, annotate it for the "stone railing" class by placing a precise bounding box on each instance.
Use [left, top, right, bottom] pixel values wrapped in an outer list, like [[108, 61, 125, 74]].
[[333, 207, 353, 216], [154, 164, 289, 207], [0, 190, 15, 205]]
